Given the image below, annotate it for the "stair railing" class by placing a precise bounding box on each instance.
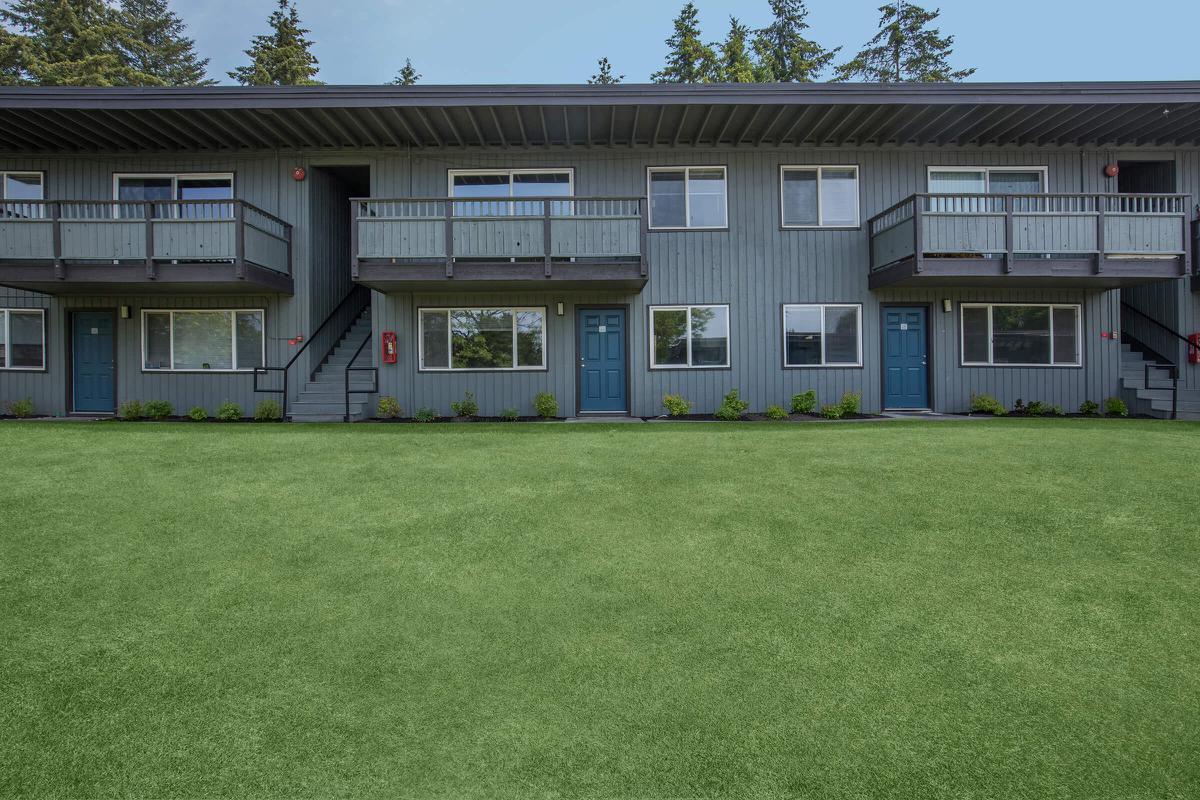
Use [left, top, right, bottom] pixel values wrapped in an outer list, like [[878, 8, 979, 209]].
[[344, 332, 378, 422], [1121, 302, 1188, 420]]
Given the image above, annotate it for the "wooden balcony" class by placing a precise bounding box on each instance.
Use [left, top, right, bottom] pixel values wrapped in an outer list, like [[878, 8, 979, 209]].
[[869, 193, 1192, 290], [0, 200, 293, 295], [351, 197, 648, 292]]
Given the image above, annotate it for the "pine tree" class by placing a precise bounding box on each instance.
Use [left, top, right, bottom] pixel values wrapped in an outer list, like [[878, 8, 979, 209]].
[[751, 0, 838, 82], [392, 58, 420, 85], [1, 0, 153, 85], [650, 2, 716, 84], [717, 17, 755, 83], [228, 0, 321, 86], [587, 57, 622, 85], [0, 26, 26, 85], [834, 1, 974, 82], [119, 0, 213, 86]]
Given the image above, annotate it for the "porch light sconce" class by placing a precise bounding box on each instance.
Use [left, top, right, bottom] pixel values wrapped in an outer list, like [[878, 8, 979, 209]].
[[556, 301, 565, 316], [941, 299, 952, 313], [119, 305, 131, 319]]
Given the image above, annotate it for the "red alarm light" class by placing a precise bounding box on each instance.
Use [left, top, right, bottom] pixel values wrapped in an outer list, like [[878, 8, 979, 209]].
[[291, 166, 306, 181], [1104, 163, 1119, 178]]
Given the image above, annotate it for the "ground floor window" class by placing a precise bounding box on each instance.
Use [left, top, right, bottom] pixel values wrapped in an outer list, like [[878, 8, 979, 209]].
[[0, 308, 46, 369], [419, 307, 546, 370], [142, 309, 264, 371], [649, 305, 730, 368], [961, 303, 1081, 366], [782, 304, 862, 367]]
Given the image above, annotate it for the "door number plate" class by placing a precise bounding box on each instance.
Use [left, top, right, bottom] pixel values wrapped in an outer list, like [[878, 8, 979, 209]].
[[598, 325, 607, 333], [900, 323, 908, 331]]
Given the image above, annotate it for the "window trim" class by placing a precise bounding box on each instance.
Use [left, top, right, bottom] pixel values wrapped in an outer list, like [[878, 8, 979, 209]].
[[925, 165, 1049, 193], [417, 306, 549, 372], [959, 302, 1082, 368], [112, 172, 235, 217], [781, 303, 864, 368], [1, 171, 46, 200], [140, 308, 265, 373], [648, 303, 731, 370], [646, 166, 729, 230], [779, 165, 861, 229], [0, 308, 47, 371], [446, 168, 575, 198]]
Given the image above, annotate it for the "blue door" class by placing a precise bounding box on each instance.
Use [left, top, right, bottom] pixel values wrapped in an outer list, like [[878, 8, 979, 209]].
[[72, 311, 115, 413], [578, 308, 627, 413], [883, 307, 929, 409]]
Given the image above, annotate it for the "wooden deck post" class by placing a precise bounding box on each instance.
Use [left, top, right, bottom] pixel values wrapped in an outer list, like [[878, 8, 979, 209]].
[[234, 201, 246, 279], [50, 201, 64, 279], [144, 202, 156, 279], [912, 196, 924, 274], [639, 197, 649, 278], [1095, 195, 1106, 274], [1003, 195, 1015, 273], [444, 199, 454, 278], [543, 199, 553, 278]]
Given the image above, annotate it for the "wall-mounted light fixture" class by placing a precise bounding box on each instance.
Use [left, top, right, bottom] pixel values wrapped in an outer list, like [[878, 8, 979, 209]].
[[941, 299, 952, 313], [119, 305, 131, 319], [556, 301, 565, 316]]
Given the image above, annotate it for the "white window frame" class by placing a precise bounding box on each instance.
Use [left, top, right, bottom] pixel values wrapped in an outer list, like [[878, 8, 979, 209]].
[[0, 308, 47, 370], [960, 302, 1082, 367], [140, 308, 265, 373], [418, 306, 548, 372], [649, 304, 731, 369], [781, 304, 864, 368], [112, 172, 234, 217], [646, 166, 728, 230], [446, 168, 575, 196], [779, 165, 860, 228], [925, 166, 1048, 193], [1, 171, 45, 200]]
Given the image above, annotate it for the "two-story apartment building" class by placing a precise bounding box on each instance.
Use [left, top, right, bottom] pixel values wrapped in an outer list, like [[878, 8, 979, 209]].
[[1, 83, 1198, 420]]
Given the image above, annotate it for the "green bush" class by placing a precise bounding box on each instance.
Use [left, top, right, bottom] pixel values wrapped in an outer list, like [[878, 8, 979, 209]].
[[143, 400, 173, 420], [216, 401, 242, 422], [118, 400, 143, 420], [1104, 397, 1129, 417], [187, 406, 208, 422], [413, 406, 437, 423], [790, 390, 817, 415], [1079, 399, 1100, 416], [820, 403, 844, 420], [254, 400, 283, 421], [1025, 400, 1050, 417], [662, 393, 692, 417], [377, 396, 402, 418], [5, 397, 34, 418], [714, 389, 749, 421], [450, 391, 478, 418], [838, 391, 861, 417], [969, 393, 1007, 416], [533, 392, 558, 419], [765, 404, 788, 420], [1050, 404, 1065, 417], [500, 407, 520, 422]]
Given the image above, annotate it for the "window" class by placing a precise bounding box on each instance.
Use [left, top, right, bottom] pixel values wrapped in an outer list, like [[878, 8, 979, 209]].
[[650, 305, 729, 368], [927, 166, 1046, 194], [960, 303, 1080, 367], [1, 171, 44, 218], [0, 308, 46, 370], [114, 173, 233, 219], [782, 305, 862, 367], [781, 166, 859, 227], [647, 167, 727, 229], [419, 307, 546, 371], [448, 169, 573, 215], [142, 309, 263, 371]]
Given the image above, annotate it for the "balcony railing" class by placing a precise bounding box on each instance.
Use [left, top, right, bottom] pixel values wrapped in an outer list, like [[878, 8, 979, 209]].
[[351, 196, 648, 291], [0, 199, 293, 294], [868, 193, 1192, 289]]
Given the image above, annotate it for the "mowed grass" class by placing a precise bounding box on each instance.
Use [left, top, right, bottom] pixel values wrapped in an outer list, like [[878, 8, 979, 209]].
[[1, 420, 1198, 799]]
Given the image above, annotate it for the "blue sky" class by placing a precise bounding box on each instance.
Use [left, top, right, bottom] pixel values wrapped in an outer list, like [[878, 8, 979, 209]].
[[185, 0, 1192, 85]]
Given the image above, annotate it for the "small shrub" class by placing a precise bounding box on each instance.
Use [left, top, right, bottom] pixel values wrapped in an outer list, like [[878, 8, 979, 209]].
[[143, 400, 173, 420], [1050, 404, 1065, 417], [187, 406, 208, 422], [500, 407, 520, 422], [838, 391, 861, 417], [254, 400, 283, 421], [969, 393, 1007, 416], [790, 390, 817, 415], [765, 404, 788, 421], [216, 401, 242, 422], [820, 403, 844, 420], [377, 396, 402, 419], [118, 400, 143, 420], [1025, 400, 1050, 417], [714, 389, 750, 421], [1104, 397, 1129, 417], [662, 393, 692, 417], [5, 397, 34, 418], [1079, 399, 1100, 416], [533, 392, 558, 419], [1013, 398, 1026, 414], [450, 391, 478, 418], [413, 406, 437, 423]]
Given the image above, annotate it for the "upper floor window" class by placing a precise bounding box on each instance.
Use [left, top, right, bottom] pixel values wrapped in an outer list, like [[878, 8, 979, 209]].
[[419, 307, 546, 371], [960, 303, 1080, 367], [0, 308, 46, 370], [650, 304, 730, 368], [114, 173, 233, 219], [780, 166, 859, 228], [927, 166, 1046, 194], [1, 172, 44, 218], [647, 166, 727, 229], [782, 304, 862, 367], [142, 309, 263, 372], [449, 169, 573, 215]]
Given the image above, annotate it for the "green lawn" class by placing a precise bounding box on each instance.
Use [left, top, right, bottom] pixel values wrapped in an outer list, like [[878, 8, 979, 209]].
[[1, 420, 1198, 799]]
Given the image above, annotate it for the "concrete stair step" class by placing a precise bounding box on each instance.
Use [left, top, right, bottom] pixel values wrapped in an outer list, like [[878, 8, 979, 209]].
[[304, 381, 375, 392]]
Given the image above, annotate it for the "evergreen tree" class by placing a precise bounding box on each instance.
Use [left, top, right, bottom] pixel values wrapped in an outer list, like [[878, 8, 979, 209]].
[[0, 26, 26, 85], [650, 2, 716, 84], [834, 1, 974, 82], [717, 17, 755, 83], [228, 0, 321, 86], [751, 0, 837, 82], [119, 0, 213, 86], [392, 58, 419, 85], [1, 0, 153, 85], [587, 57, 622, 85]]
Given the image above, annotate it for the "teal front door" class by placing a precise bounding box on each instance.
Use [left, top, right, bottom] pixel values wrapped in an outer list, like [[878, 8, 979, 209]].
[[578, 308, 627, 413], [72, 311, 115, 413], [883, 307, 929, 409]]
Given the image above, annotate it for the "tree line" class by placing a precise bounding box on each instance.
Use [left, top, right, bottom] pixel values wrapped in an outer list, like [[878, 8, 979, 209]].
[[0, 0, 972, 88]]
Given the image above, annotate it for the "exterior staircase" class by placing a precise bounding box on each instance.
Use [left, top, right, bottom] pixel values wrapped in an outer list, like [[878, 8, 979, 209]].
[[289, 307, 375, 422], [1119, 343, 1200, 420]]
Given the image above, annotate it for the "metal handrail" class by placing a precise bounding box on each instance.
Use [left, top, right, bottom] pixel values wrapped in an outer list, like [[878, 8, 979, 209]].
[[344, 331, 377, 423], [1121, 302, 1196, 350]]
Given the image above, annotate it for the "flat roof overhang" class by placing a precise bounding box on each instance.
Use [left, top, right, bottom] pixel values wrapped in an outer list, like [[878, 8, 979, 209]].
[[3, 82, 1200, 152], [353, 261, 647, 293], [0, 262, 294, 295], [869, 256, 1187, 290]]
